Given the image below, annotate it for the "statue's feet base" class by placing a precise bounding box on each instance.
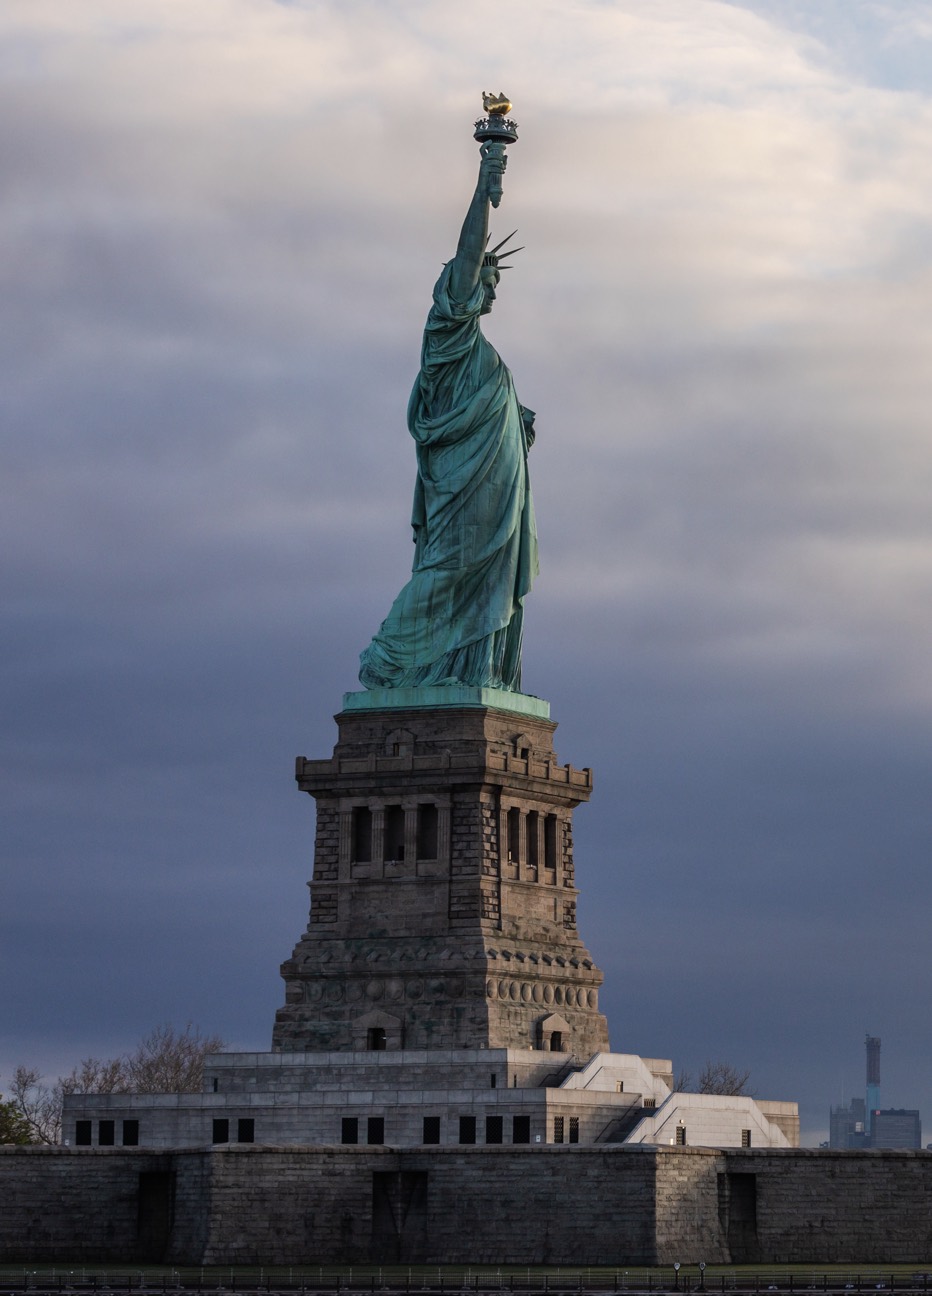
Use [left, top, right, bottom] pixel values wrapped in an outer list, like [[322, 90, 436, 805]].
[[342, 685, 549, 720]]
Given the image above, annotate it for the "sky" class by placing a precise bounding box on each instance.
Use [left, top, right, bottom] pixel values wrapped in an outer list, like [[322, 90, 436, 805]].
[[3, 0, 932, 1147]]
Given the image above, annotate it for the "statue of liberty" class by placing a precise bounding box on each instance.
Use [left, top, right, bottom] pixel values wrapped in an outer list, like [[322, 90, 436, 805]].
[[359, 101, 538, 693]]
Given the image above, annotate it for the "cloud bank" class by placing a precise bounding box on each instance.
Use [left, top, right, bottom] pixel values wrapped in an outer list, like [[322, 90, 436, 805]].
[[4, 0, 932, 1143]]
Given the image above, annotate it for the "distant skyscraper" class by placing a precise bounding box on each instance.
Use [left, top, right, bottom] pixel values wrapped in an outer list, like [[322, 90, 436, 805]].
[[829, 1036, 922, 1149], [829, 1096, 867, 1150], [870, 1109, 921, 1149], [865, 1034, 881, 1136]]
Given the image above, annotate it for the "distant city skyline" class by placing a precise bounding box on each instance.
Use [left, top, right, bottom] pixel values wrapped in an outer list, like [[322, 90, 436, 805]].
[[829, 1036, 922, 1149]]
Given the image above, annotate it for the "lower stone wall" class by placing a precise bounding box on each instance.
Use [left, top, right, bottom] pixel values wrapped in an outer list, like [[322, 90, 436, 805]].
[[194, 1145, 661, 1266], [3, 1144, 932, 1266], [0, 1147, 175, 1263], [731, 1148, 932, 1264]]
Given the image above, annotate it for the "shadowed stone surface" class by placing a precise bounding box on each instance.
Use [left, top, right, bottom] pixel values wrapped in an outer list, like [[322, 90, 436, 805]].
[[273, 702, 609, 1056]]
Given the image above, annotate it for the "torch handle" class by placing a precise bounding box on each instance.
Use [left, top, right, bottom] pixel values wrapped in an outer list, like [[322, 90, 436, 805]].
[[480, 141, 508, 209]]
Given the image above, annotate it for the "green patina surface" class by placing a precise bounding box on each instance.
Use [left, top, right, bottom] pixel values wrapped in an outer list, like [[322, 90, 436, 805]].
[[342, 685, 550, 720], [358, 118, 538, 698]]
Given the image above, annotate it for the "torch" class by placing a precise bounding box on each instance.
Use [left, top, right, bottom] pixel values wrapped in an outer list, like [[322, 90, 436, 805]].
[[474, 92, 518, 208]]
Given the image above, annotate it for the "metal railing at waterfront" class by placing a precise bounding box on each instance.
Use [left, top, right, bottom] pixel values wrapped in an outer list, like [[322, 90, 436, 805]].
[[2, 1270, 932, 1296]]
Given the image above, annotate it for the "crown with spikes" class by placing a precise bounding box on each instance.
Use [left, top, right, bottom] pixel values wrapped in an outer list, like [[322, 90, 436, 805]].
[[483, 230, 524, 271]]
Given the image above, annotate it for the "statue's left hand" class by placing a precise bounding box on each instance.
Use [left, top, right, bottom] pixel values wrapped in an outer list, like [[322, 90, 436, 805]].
[[520, 405, 536, 448]]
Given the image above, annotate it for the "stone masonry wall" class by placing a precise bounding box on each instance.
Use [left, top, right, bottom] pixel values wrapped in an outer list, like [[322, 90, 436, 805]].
[[0, 1147, 175, 1263], [6, 1144, 932, 1267], [727, 1148, 932, 1263], [192, 1145, 662, 1266]]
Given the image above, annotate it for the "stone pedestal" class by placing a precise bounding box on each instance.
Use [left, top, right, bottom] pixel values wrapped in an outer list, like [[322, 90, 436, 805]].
[[273, 690, 610, 1056]]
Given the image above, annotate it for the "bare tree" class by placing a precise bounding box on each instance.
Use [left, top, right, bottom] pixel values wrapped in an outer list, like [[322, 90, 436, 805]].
[[8, 1067, 65, 1144], [674, 1062, 753, 1096], [121, 1022, 226, 1093], [13, 1023, 226, 1144], [0, 1090, 34, 1144], [696, 1061, 753, 1096]]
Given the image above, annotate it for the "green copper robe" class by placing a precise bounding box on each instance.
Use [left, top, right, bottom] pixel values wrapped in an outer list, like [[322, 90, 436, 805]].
[[359, 263, 538, 691]]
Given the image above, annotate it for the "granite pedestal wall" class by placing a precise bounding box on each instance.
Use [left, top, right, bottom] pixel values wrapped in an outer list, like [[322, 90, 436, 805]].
[[5, 1145, 932, 1266], [274, 695, 609, 1057]]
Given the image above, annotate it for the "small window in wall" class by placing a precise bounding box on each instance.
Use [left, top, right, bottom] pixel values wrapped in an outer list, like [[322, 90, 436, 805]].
[[490, 1073, 497, 1089], [527, 810, 539, 876], [423, 1116, 441, 1145], [341, 1117, 359, 1145], [512, 1115, 531, 1144], [211, 1077, 219, 1093], [486, 1115, 504, 1145], [675, 1124, 687, 1146], [741, 1129, 752, 1148], [617, 1081, 624, 1092], [98, 1120, 115, 1147], [507, 807, 520, 862], [544, 814, 558, 871], [643, 1097, 656, 1110], [352, 806, 372, 863], [237, 1118, 255, 1144], [416, 803, 438, 859], [367, 1026, 387, 1051], [569, 1116, 579, 1144], [459, 1115, 477, 1145], [550, 1031, 564, 1052], [212, 1118, 229, 1144], [367, 1116, 385, 1145], [75, 1120, 92, 1146], [553, 1116, 565, 1144], [385, 804, 405, 861], [122, 1119, 140, 1147]]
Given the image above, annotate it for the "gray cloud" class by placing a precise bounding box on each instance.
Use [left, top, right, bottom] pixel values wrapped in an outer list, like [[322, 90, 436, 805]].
[[3, 0, 932, 1143]]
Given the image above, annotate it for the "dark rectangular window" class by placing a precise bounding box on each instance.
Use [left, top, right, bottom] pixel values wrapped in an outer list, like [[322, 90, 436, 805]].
[[352, 806, 372, 862], [422, 1116, 441, 1145], [459, 1115, 477, 1145], [98, 1119, 115, 1146], [367, 1026, 387, 1051], [486, 1115, 504, 1144], [341, 1117, 358, 1144], [416, 803, 438, 859], [569, 1116, 579, 1144], [122, 1119, 139, 1146], [384, 804, 405, 861], [553, 1116, 565, 1144], [741, 1129, 752, 1147], [75, 1120, 92, 1146], [527, 810, 539, 876], [212, 1118, 229, 1144], [544, 814, 559, 872], [367, 1116, 385, 1145], [237, 1118, 255, 1144], [507, 807, 520, 863], [512, 1115, 530, 1144], [675, 1124, 687, 1146]]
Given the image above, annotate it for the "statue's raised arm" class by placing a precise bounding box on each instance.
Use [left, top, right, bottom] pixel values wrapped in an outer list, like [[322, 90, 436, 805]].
[[448, 145, 505, 304], [358, 97, 538, 697]]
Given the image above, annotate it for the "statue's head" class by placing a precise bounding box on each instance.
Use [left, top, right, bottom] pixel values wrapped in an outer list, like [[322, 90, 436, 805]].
[[480, 266, 500, 314], [481, 230, 523, 314]]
